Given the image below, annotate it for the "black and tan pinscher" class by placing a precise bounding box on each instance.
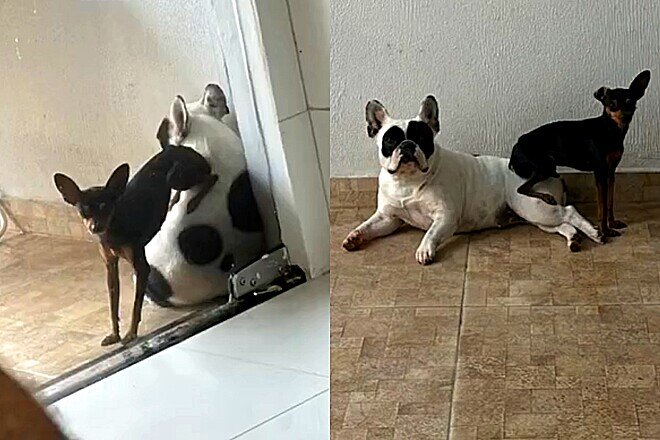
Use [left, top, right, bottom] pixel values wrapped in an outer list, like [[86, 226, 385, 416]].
[[54, 124, 217, 346], [509, 70, 650, 237]]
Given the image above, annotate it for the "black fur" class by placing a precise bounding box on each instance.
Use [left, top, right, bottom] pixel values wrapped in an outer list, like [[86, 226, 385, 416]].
[[381, 126, 405, 158], [405, 121, 435, 159], [381, 122, 435, 160], [508, 70, 650, 236], [219, 253, 235, 272], [228, 171, 263, 232], [53, 142, 216, 344], [145, 267, 174, 307], [178, 225, 223, 265]]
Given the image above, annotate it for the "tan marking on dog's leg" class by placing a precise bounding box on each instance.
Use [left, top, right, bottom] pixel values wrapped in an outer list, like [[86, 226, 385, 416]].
[[122, 247, 148, 344], [186, 174, 218, 214], [168, 190, 181, 211], [99, 244, 121, 346]]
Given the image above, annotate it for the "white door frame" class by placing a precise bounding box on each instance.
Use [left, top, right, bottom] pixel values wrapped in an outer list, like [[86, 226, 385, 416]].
[[211, 0, 329, 278]]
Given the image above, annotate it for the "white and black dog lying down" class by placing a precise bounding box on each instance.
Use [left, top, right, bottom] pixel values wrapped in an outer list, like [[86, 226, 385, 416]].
[[145, 84, 265, 305], [343, 96, 604, 264]]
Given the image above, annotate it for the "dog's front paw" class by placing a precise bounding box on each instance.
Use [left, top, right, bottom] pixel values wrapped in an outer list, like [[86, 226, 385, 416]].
[[415, 242, 436, 265], [342, 230, 365, 251], [121, 331, 138, 345], [101, 333, 121, 346], [609, 219, 627, 229]]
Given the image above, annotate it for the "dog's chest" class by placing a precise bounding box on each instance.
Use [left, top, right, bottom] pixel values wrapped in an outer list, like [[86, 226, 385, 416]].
[[380, 184, 435, 230]]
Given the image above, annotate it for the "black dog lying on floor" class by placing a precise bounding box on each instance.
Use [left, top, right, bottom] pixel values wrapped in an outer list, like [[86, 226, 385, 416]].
[[509, 70, 650, 237], [54, 134, 217, 346]]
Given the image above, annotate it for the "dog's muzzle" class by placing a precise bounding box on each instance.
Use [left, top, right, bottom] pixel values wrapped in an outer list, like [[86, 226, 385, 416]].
[[399, 141, 417, 163], [387, 141, 429, 174]]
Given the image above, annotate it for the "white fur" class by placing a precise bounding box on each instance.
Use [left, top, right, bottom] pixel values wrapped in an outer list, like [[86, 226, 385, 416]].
[[346, 117, 602, 265], [145, 96, 264, 305]]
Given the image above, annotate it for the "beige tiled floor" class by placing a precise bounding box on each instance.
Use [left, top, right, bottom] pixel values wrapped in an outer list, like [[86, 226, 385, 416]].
[[0, 232, 193, 389], [331, 201, 660, 440]]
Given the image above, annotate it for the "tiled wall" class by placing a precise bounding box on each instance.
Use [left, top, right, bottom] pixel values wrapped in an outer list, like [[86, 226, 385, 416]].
[[331, 173, 660, 212], [288, 0, 330, 203], [256, 0, 329, 204], [2, 197, 92, 241], [252, 0, 330, 276]]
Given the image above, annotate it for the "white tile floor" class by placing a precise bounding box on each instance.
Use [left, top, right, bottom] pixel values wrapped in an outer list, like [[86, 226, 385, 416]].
[[50, 275, 330, 440]]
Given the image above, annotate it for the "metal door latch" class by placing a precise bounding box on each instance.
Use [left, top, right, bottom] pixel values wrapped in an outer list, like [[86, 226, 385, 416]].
[[228, 245, 306, 300]]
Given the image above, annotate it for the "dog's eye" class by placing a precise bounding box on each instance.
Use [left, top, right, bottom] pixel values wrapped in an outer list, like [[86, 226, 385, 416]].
[[98, 202, 106, 210]]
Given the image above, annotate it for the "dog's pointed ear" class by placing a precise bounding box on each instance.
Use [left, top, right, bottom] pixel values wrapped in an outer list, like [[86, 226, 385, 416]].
[[170, 95, 189, 144], [418, 95, 440, 135], [629, 70, 651, 99], [200, 84, 230, 120], [105, 163, 129, 196], [366, 100, 389, 138], [594, 86, 609, 103], [53, 173, 82, 206], [156, 117, 170, 149]]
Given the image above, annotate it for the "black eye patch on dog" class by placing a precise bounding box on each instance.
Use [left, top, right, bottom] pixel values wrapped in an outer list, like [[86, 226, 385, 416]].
[[406, 121, 435, 159], [381, 126, 405, 157]]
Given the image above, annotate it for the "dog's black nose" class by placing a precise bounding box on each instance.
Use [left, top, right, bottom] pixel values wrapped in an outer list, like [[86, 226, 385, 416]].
[[399, 141, 417, 163], [399, 140, 416, 153]]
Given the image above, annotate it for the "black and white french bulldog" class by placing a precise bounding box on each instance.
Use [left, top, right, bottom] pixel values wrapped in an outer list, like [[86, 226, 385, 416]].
[[343, 95, 603, 264], [145, 84, 265, 305]]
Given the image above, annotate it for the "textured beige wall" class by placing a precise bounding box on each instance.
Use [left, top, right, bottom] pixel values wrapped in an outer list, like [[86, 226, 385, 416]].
[[0, 0, 226, 200]]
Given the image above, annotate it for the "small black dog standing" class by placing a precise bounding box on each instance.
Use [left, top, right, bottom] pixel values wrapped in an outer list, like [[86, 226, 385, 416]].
[[53, 141, 217, 346], [509, 70, 651, 237]]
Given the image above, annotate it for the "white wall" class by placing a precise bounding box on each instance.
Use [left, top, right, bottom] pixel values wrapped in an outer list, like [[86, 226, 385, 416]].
[[251, 0, 330, 277], [331, 0, 660, 177], [0, 0, 227, 200]]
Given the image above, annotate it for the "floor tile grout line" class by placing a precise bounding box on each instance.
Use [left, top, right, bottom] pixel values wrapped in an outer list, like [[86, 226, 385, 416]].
[[445, 236, 470, 440], [230, 388, 328, 439], [176, 346, 329, 379]]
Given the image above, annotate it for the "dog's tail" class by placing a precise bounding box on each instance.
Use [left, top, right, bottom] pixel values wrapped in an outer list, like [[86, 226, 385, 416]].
[[508, 142, 535, 179]]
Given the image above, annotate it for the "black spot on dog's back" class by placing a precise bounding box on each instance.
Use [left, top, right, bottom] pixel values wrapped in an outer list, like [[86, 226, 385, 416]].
[[145, 266, 174, 307], [178, 225, 223, 265], [228, 171, 263, 232]]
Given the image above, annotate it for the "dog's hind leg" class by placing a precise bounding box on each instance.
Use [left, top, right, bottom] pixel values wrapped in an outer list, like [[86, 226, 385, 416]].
[[537, 223, 581, 252], [511, 179, 603, 249], [533, 204, 603, 245], [185, 174, 218, 214], [122, 247, 149, 344], [517, 172, 559, 206], [166, 159, 218, 214], [562, 205, 604, 244], [496, 206, 526, 229]]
